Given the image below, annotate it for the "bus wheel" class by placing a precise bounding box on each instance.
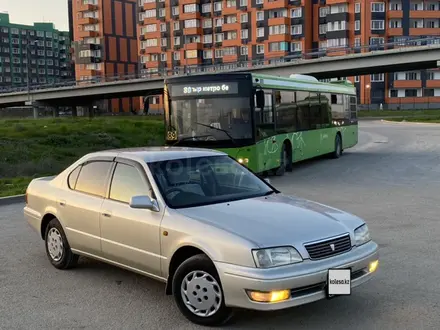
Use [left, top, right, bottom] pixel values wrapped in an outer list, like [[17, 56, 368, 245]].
[[332, 134, 343, 159], [275, 143, 292, 176]]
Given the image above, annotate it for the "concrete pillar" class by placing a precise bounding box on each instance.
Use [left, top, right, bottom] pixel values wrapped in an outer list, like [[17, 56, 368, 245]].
[[72, 106, 77, 117], [33, 106, 39, 119], [53, 107, 59, 117]]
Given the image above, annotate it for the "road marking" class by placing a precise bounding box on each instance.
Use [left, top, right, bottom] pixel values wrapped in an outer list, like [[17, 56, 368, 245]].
[[381, 119, 440, 126]]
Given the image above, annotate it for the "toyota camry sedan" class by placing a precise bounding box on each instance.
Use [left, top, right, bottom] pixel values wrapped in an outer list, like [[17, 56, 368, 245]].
[[24, 147, 379, 326]]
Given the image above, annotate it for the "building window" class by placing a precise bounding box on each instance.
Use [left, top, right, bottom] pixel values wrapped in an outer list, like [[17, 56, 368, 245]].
[[172, 6, 179, 15], [257, 27, 264, 37], [241, 29, 248, 39], [389, 1, 402, 10], [201, 4, 210, 13], [240, 46, 248, 55], [203, 50, 212, 59], [203, 19, 212, 28], [319, 7, 329, 17], [160, 53, 166, 61], [203, 34, 212, 43], [290, 8, 302, 18], [173, 52, 180, 60], [389, 19, 402, 28], [173, 21, 180, 30], [269, 42, 288, 52], [184, 19, 199, 28], [215, 49, 223, 58], [319, 24, 327, 34], [240, 0, 247, 6], [225, 15, 237, 24], [161, 38, 167, 47], [291, 42, 302, 52], [214, 1, 222, 11], [410, 2, 422, 10], [355, 3, 361, 13], [410, 19, 423, 28], [240, 13, 248, 23], [214, 33, 223, 42], [186, 50, 197, 58], [214, 18, 223, 27], [256, 44, 264, 54], [371, 2, 385, 12], [269, 25, 286, 35], [424, 89, 434, 97], [371, 73, 384, 82], [183, 4, 198, 13], [405, 89, 418, 97], [427, 71, 435, 80], [291, 25, 302, 35], [371, 20, 384, 30], [355, 20, 360, 31], [405, 72, 420, 80], [257, 11, 264, 21], [370, 37, 384, 45]]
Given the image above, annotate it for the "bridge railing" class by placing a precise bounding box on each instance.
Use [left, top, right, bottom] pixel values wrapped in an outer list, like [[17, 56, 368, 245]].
[[1, 37, 439, 95]]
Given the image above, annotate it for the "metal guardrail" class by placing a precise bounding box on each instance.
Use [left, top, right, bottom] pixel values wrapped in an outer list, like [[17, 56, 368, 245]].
[[1, 37, 439, 95]]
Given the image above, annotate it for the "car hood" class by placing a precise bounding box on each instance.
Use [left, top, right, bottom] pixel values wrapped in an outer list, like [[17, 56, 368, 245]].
[[176, 193, 365, 248]]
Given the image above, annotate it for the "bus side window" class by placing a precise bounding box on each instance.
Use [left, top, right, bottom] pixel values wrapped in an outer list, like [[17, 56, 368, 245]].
[[320, 93, 331, 127], [275, 89, 296, 134], [296, 91, 311, 131]]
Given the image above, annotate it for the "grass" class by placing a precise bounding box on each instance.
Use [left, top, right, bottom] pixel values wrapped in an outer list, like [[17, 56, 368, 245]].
[[358, 109, 440, 118], [0, 116, 164, 197]]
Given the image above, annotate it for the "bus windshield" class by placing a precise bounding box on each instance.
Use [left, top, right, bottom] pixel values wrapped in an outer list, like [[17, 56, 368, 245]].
[[169, 97, 253, 142]]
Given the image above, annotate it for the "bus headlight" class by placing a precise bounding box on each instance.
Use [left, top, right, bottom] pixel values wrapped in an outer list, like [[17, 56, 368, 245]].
[[238, 158, 249, 164]]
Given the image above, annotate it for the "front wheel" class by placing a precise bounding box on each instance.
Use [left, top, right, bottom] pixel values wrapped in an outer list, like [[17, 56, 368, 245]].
[[172, 254, 234, 326], [332, 134, 343, 159]]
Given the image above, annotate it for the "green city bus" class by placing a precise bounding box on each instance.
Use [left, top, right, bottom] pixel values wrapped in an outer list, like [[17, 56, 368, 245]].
[[163, 72, 358, 176]]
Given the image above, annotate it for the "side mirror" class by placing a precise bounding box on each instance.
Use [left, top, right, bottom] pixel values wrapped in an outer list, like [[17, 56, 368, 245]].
[[129, 195, 159, 212], [264, 178, 271, 184], [256, 90, 265, 109]]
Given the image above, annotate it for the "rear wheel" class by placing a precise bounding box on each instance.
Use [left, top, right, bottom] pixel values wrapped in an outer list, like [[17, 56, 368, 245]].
[[172, 254, 234, 326], [44, 218, 79, 270]]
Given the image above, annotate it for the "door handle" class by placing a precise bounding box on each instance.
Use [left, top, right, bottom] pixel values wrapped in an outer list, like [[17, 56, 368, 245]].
[[102, 212, 112, 218]]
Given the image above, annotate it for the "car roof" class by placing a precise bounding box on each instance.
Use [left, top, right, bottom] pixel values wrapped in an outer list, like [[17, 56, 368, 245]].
[[88, 146, 227, 163]]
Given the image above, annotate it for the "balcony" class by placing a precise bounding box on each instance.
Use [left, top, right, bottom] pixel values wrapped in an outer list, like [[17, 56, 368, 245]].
[[426, 80, 440, 88], [180, 12, 201, 20], [145, 46, 161, 53], [185, 42, 203, 50], [410, 10, 440, 19], [180, 0, 200, 4], [393, 80, 422, 88], [326, 0, 348, 4], [222, 38, 238, 47], [223, 5, 238, 15], [387, 28, 403, 36], [388, 11, 403, 19], [268, 34, 290, 42], [143, 17, 158, 25], [222, 22, 240, 32], [409, 28, 439, 36], [78, 31, 99, 38], [183, 27, 202, 35], [78, 17, 98, 25], [144, 61, 159, 69], [268, 17, 290, 25], [143, 2, 156, 10], [264, 0, 288, 10], [78, 4, 98, 12]]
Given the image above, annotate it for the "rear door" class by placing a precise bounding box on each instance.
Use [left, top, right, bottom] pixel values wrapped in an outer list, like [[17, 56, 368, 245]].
[[99, 158, 164, 278], [61, 158, 114, 256]]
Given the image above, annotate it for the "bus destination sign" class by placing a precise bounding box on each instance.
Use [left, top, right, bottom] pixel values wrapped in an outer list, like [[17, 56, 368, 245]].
[[171, 82, 238, 97]]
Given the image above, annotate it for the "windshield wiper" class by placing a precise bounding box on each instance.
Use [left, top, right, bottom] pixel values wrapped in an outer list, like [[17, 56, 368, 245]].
[[172, 135, 214, 146], [263, 190, 276, 196], [195, 122, 237, 146]]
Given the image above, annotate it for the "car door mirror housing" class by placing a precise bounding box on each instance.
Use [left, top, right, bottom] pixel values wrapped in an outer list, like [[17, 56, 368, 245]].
[[129, 195, 160, 212]]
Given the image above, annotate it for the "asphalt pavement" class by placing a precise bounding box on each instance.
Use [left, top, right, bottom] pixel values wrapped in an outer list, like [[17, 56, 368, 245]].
[[1, 120, 439, 330]]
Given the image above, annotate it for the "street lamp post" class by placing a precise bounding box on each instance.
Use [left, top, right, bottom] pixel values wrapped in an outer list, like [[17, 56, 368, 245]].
[[365, 84, 371, 111]]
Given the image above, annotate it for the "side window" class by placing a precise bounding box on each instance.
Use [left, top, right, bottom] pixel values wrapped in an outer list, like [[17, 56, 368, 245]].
[[296, 90, 311, 131], [275, 89, 297, 133], [330, 93, 346, 121], [254, 90, 275, 140], [109, 163, 151, 204], [320, 93, 331, 127], [67, 165, 81, 189], [75, 161, 113, 197], [308, 92, 321, 129]]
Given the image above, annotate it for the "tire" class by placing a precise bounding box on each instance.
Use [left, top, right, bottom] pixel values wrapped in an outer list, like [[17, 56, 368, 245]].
[[332, 134, 343, 159], [275, 143, 292, 176], [44, 218, 79, 270], [172, 254, 234, 326]]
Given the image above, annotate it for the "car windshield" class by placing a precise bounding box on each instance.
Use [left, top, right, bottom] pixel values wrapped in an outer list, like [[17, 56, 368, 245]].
[[148, 155, 274, 209], [169, 97, 252, 142]]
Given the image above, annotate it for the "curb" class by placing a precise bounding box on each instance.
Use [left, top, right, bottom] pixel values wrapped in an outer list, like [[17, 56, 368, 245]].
[[381, 119, 440, 125], [0, 194, 25, 206]]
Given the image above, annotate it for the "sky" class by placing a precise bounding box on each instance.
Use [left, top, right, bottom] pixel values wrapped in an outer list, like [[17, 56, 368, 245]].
[[0, 0, 69, 31]]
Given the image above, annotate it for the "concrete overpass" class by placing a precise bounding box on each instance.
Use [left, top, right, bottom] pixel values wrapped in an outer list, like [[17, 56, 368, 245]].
[[1, 44, 440, 108]]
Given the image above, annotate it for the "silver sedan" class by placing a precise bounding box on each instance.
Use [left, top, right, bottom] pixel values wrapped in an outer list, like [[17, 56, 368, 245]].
[[24, 147, 379, 326]]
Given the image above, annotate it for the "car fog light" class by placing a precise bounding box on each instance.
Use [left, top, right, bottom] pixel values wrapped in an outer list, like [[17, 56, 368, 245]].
[[369, 260, 379, 273], [246, 289, 290, 303]]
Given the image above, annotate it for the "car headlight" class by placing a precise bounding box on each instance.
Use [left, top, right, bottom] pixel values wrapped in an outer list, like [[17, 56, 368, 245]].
[[354, 224, 371, 246], [252, 246, 303, 268]]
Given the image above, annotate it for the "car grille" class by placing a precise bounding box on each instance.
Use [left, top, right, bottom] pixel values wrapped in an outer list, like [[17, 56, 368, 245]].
[[304, 234, 352, 260]]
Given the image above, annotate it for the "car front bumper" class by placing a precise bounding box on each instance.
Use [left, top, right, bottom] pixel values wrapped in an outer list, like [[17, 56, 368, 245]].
[[215, 240, 379, 311]]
